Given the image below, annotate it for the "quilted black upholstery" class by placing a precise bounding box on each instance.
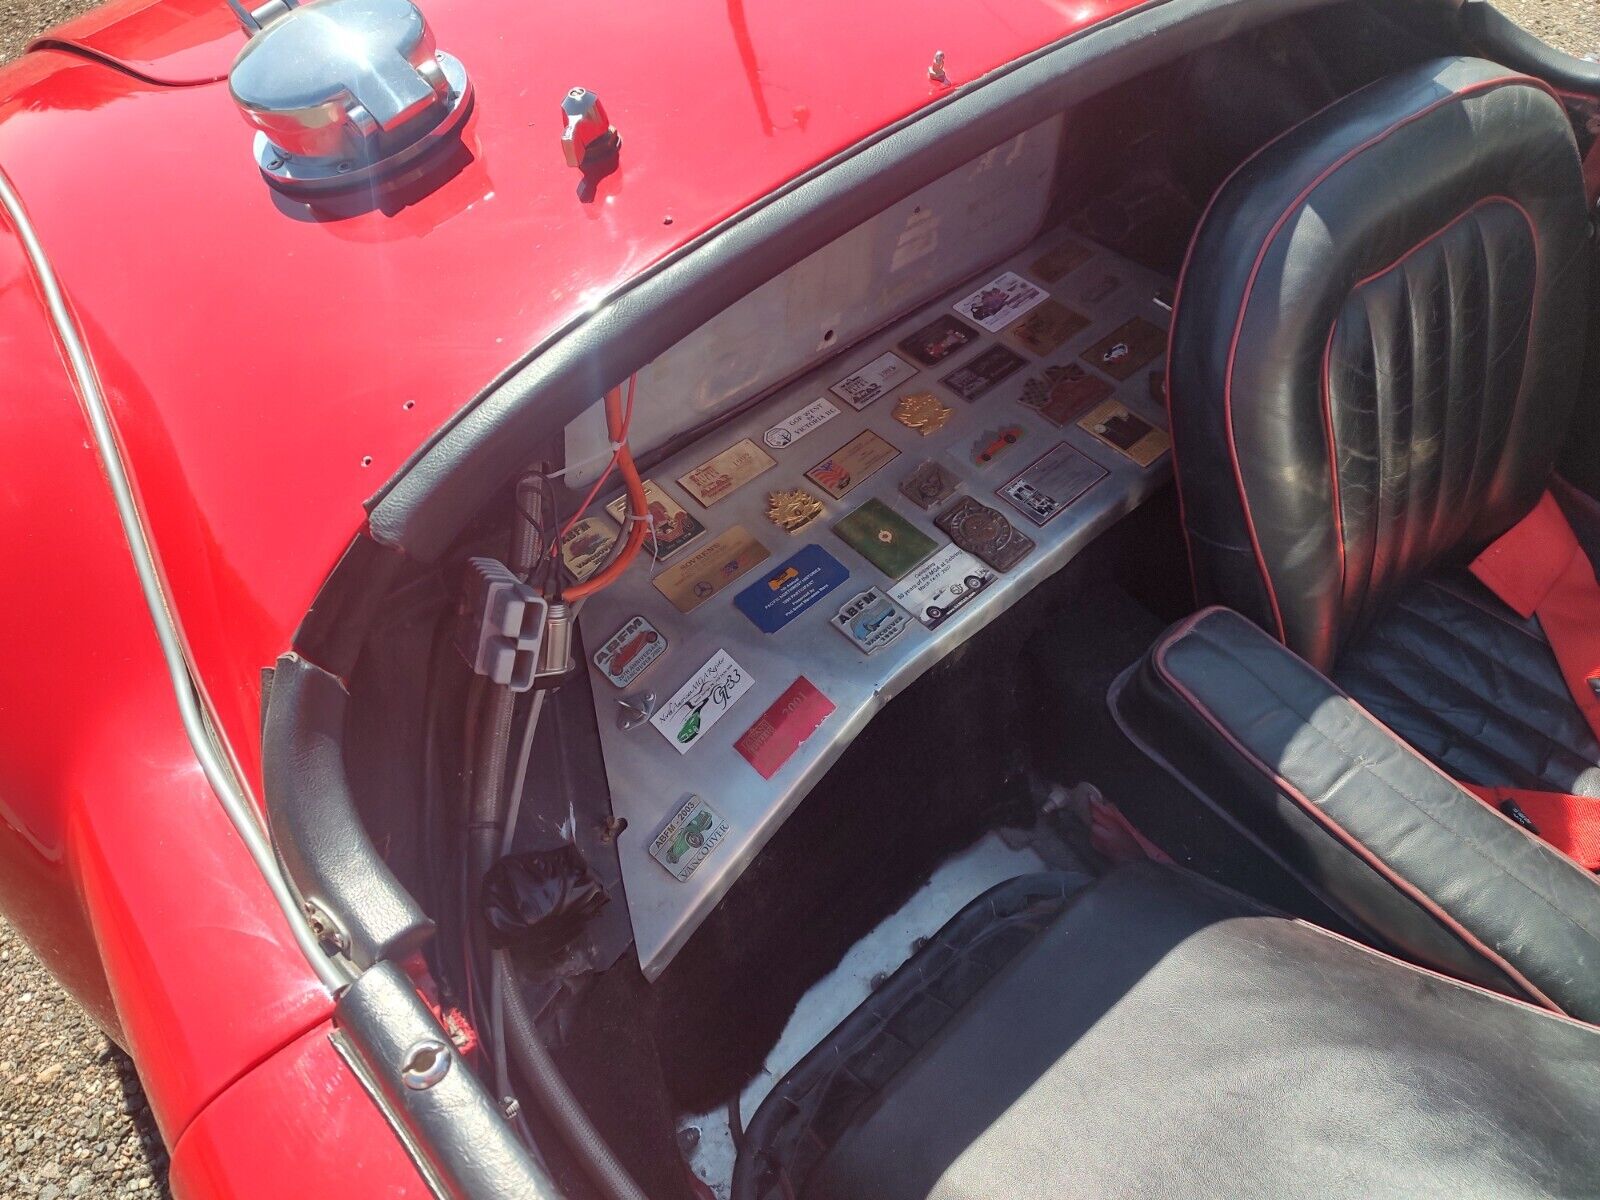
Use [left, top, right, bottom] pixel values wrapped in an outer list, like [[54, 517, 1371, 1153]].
[[1335, 573, 1600, 798], [1168, 56, 1589, 671]]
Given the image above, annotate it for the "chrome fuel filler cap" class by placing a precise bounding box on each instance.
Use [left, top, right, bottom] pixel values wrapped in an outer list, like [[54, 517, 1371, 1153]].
[[228, 0, 472, 193]]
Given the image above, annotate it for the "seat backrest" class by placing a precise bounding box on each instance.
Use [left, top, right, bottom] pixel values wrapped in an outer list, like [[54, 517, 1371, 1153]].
[[1168, 57, 1590, 670]]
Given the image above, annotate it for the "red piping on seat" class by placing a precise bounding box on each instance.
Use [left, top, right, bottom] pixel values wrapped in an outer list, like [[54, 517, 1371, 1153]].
[[1317, 194, 1542, 609], [1174, 72, 1557, 645], [1164, 89, 1363, 606], [1152, 607, 1562, 1014]]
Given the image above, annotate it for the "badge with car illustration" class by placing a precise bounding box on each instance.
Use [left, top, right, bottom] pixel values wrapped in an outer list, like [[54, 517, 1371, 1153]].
[[831, 588, 911, 655], [1081, 317, 1168, 381], [606, 480, 706, 562], [1077, 399, 1171, 468], [560, 513, 621, 583], [899, 460, 959, 511], [829, 352, 919, 410], [1029, 239, 1092, 284], [998, 443, 1108, 526], [897, 314, 980, 366], [890, 544, 995, 629], [952, 271, 1049, 333], [833, 498, 939, 581], [806, 431, 900, 499], [677, 438, 776, 507], [935, 496, 1035, 572], [941, 344, 1027, 402], [650, 526, 770, 613], [1003, 299, 1090, 357], [649, 795, 730, 882], [649, 650, 754, 754], [593, 615, 667, 688], [1019, 363, 1114, 428], [734, 545, 850, 633], [971, 424, 1026, 468]]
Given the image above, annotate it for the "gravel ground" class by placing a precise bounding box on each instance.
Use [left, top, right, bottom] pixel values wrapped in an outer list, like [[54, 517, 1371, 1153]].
[[0, 2, 1593, 1199], [0, 923, 171, 1199]]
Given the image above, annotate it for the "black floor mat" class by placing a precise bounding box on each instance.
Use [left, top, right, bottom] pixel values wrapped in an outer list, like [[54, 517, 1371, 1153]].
[[1023, 581, 1348, 924]]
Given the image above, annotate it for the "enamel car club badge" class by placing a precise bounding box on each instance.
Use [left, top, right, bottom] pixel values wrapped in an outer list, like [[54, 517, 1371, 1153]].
[[764, 397, 841, 449], [935, 496, 1035, 572], [941, 344, 1027, 402], [899, 460, 959, 511], [1082, 317, 1168, 381], [560, 514, 621, 583], [650, 796, 730, 882], [831, 588, 910, 655], [1003, 299, 1089, 357], [898, 315, 979, 366], [593, 615, 667, 688], [971, 424, 1025, 467], [890, 545, 995, 629], [677, 438, 776, 507], [766, 488, 825, 534], [998, 443, 1108, 526], [892, 391, 953, 436], [650, 650, 754, 753], [830, 352, 919, 410], [952, 271, 1049, 333]]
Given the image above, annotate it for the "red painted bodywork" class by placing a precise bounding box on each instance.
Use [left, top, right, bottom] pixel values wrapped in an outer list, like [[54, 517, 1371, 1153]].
[[0, 0, 1141, 1189], [167, 1022, 431, 1197]]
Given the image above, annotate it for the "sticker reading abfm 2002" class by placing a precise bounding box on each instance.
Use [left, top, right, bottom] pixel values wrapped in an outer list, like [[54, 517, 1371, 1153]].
[[649, 650, 754, 753], [649, 796, 729, 882]]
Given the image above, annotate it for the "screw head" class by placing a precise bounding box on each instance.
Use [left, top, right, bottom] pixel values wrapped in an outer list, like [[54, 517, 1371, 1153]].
[[401, 1039, 451, 1090]]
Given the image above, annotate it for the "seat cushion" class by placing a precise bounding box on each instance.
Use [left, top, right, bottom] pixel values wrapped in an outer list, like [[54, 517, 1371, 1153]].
[[1112, 606, 1600, 1022], [735, 864, 1600, 1200], [1335, 572, 1600, 797]]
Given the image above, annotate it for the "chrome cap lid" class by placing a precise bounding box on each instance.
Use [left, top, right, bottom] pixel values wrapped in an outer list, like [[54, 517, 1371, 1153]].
[[229, 0, 471, 193]]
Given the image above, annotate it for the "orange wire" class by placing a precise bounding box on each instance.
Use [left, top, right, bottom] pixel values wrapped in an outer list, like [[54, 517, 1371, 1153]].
[[554, 374, 635, 552], [562, 380, 647, 601]]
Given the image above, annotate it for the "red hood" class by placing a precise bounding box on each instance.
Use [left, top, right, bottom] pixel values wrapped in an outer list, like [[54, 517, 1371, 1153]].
[[0, 0, 1143, 791]]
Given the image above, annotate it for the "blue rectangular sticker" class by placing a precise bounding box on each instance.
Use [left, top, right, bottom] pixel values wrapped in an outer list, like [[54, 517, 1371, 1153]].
[[734, 545, 850, 633]]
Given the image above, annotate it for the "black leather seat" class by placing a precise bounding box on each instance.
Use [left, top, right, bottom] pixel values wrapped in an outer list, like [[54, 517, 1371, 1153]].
[[1114, 606, 1600, 1022], [1167, 56, 1596, 792], [734, 865, 1600, 1200]]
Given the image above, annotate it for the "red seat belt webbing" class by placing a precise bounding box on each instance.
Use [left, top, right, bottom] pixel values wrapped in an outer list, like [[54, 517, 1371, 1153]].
[[1465, 490, 1600, 868], [1470, 490, 1600, 743], [1461, 783, 1600, 871]]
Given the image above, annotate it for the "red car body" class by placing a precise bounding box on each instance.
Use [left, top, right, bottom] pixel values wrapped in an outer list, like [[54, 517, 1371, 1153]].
[[0, 0, 1145, 1190]]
